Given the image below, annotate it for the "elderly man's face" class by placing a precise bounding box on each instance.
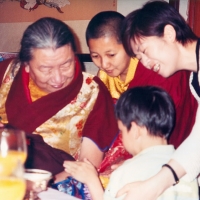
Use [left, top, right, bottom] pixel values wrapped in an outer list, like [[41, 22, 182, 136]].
[[25, 44, 76, 93]]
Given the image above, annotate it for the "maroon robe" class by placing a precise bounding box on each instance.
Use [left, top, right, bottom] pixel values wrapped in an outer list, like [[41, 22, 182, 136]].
[[0, 58, 118, 174], [128, 62, 198, 149]]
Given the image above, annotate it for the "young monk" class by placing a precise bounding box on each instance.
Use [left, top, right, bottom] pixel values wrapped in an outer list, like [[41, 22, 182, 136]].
[[85, 11, 197, 161], [64, 86, 199, 200]]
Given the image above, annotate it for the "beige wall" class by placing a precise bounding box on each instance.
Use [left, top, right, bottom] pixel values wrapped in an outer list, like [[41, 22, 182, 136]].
[[0, 20, 90, 53], [0, 0, 116, 53], [0, 0, 188, 54]]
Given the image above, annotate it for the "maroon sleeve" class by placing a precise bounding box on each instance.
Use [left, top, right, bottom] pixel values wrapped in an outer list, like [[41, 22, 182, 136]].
[[129, 62, 198, 148], [165, 71, 197, 149], [82, 76, 119, 151], [0, 58, 13, 86], [25, 133, 75, 175]]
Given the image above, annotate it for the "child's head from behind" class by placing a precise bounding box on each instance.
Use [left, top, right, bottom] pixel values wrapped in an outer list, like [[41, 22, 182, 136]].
[[85, 11, 130, 79], [115, 86, 175, 154]]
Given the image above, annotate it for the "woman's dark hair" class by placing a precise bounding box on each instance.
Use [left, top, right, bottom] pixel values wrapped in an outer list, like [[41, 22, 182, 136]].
[[19, 17, 77, 63], [115, 86, 175, 139], [86, 11, 125, 45], [122, 0, 198, 57]]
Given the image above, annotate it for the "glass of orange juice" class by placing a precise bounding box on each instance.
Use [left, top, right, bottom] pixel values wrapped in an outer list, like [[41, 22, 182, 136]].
[[0, 128, 27, 164], [0, 160, 26, 200], [0, 128, 27, 200]]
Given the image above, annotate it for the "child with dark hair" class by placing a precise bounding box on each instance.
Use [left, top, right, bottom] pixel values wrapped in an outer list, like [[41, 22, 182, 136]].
[[63, 86, 198, 200]]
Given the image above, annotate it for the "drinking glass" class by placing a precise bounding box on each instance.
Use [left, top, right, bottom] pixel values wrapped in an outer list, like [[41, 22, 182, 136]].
[[0, 128, 27, 164], [0, 128, 27, 200]]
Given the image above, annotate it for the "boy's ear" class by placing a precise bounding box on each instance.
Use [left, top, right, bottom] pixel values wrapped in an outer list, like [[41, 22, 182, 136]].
[[130, 121, 140, 139], [163, 24, 176, 42]]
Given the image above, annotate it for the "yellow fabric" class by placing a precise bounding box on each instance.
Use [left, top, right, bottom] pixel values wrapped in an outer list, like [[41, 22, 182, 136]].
[[98, 58, 139, 99], [36, 73, 99, 157], [99, 176, 109, 189], [29, 77, 48, 101]]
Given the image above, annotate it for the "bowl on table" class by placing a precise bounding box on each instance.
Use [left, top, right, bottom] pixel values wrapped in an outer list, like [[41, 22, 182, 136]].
[[23, 169, 52, 200]]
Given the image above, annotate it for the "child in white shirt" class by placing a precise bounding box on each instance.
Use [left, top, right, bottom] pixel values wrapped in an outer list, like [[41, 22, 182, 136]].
[[63, 86, 199, 200]]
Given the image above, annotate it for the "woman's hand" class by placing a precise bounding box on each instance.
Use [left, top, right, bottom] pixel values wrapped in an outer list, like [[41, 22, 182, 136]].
[[116, 162, 183, 200], [116, 180, 160, 200]]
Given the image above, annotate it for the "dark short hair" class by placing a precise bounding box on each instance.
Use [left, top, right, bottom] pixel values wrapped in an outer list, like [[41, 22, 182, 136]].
[[115, 86, 175, 139], [19, 17, 77, 63], [122, 0, 198, 57], [86, 11, 124, 45]]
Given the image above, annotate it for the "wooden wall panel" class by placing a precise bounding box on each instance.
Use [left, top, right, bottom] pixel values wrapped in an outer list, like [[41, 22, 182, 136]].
[[188, 0, 200, 37], [169, 0, 180, 11]]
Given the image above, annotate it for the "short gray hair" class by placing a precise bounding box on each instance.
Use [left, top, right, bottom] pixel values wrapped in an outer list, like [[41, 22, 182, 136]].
[[19, 17, 77, 63]]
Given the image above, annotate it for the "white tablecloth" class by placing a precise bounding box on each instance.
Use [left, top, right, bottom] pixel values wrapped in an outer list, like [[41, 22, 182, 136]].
[[38, 188, 81, 200]]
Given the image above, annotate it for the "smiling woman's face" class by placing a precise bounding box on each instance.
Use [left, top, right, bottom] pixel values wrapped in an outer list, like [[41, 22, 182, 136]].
[[25, 44, 76, 93], [131, 35, 180, 78]]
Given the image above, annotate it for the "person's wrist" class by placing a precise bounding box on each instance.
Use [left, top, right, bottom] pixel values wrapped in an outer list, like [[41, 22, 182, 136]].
[[149, 167, 175, 196], [160, 167, 178, 188], [162, 164, 179, 186]]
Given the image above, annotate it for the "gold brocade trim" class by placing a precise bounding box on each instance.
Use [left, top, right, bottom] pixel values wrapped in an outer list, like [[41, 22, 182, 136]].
[[37, 73, 99, 157], [29, 77, 48, 101], [98, 58, 139, 99], [0, 61, 20, 124]]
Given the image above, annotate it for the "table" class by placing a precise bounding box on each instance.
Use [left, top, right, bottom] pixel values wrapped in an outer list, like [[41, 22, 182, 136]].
[[38, 188, 81, 200]]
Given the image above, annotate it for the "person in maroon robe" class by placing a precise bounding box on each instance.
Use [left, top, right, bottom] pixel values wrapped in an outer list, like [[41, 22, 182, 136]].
[[0, 17, 118, 182]]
